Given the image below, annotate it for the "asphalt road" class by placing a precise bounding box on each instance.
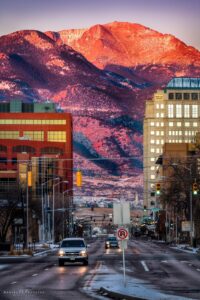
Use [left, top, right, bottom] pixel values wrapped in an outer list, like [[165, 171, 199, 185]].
[[0, 238, 200, 300]]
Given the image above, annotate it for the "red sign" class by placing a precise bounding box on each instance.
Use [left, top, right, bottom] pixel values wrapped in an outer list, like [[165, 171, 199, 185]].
[[117, 227, 129, 240]]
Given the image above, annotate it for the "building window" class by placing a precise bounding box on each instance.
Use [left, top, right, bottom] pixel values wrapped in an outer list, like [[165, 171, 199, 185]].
[[160, 122, 164, 127], [150, 148, 155, 153], [169, 122, 173, 127], [156, 113, 160, 118], [150, 122, 155, 126], [161, 131, 164, 136], [156, 104, 160, 109], [184, 93, 190, 100], [160, 104, 164, 109], [150, 174, 155, 180], [156, 149, 160, 153], [192, 105, 198, 118], [47, 131, 66, 142], [168, 104, 174, 118], [193, 122, 198, 127], [150, 140, 155, 144], [23, 131, 44, 141], [156, 122, 160, 127], [168, 93, 174, 100], [185, 122, 190, 127], [150, 158, 155, 162], [41, 147, 64, 155], [150, 131, 154, 135], [156, 131, 160, 136], [13, 145, 35, 154], [0, 145, 7, 152], [184, 105, 190, 118], [151, 166, 155, 170], [156, 140, 160, 144], [175, 93, 182, 100], [192, 93, 198, 100], [176, 105, 182, 118], [0, 131, 19, 139], [177, 122, 181, 127]]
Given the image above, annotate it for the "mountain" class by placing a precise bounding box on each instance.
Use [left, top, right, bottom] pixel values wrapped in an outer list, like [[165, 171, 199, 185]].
[[48, 21, 200, 70], [1, 22, 200, 199]]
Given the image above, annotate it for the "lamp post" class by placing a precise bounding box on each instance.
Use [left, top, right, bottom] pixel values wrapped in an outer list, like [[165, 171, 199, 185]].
[[41, 177, 59, 242], [172, 163, 193, 246], [62, 188, 74, 237], [52, 180, 68, 243]]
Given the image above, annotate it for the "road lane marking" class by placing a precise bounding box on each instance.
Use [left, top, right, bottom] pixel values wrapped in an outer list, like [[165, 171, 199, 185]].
[[141, 260, 149, 272], [32, 274, 38, 277], [161, 260, 168, 263], [197, 269, 200, 272], [84, 261, 101, 289], [44, 268, 49, 270], [10, 282, 17, 285]]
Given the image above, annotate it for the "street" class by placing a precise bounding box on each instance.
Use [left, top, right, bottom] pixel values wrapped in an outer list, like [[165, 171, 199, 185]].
[[0, 238, 200, 300]]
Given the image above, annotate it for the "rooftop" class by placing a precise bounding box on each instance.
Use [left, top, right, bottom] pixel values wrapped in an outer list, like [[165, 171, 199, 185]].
[[166, 77, 200, 89]]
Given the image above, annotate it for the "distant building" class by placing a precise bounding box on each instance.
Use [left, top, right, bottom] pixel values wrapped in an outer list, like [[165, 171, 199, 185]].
[[143, 77, 200, 208], [0, 99, 73, 242]]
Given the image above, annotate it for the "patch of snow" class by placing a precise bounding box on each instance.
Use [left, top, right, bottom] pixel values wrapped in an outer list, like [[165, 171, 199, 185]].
[[83, 262, 192, 300]]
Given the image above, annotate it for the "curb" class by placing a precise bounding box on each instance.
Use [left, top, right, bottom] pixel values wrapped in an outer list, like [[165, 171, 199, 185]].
[[98, 287, 147, 300], [32, 249, 54, 257]]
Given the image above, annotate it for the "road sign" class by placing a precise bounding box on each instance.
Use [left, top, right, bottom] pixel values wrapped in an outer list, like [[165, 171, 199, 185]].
[[117, 227, 129, 240], [113, 202, 130, 225]]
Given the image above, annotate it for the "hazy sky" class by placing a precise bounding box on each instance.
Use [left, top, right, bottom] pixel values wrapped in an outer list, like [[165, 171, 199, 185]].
[[1, 0, 200, 49]]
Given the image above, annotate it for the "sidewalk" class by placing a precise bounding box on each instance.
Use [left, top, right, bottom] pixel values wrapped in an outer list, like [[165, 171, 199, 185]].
[[171, 243, 200, 254]]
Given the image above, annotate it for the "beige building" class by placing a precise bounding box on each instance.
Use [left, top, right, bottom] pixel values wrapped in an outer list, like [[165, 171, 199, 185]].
[[143, 77, 200, 208]]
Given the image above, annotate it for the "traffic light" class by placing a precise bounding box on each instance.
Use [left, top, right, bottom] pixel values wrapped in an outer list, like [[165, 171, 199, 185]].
[[27, 171, 32, 187], [156, 183, 161, 195], [76, 170, 82, 187], [193, 183, 198, 195]]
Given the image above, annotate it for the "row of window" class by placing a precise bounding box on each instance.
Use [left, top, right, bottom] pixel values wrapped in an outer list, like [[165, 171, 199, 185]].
[[150, 131, 165, 136], [168, 104, 198, 118], [168, 121, 198, 127], [0, 145, 64, 155], [0, 119, 66, 125], [168, 93, 200, 100], [0, 131, 66, 142], [150, 122, 165, 127]]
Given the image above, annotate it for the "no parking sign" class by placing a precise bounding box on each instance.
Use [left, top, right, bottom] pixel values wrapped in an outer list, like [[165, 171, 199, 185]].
[[117, 227, 129, 240]]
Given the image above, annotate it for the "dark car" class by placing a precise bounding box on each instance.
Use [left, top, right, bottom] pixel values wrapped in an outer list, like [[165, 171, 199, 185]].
[[105, 236, 119, 249]]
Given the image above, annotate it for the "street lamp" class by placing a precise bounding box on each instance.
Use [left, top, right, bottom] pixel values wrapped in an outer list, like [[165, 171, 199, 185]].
[[62, 188, 74, 237], [53, 180, 68, 243], [172, 163, 193, 246], [41, 177, 59, 242]]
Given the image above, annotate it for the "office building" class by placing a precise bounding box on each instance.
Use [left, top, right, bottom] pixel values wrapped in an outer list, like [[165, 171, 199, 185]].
[[143, 77, 200, 208], [0, 100, 73, 242]]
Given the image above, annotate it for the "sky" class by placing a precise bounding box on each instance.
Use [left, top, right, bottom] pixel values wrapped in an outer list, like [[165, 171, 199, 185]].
[[1, 0, 200, 50]]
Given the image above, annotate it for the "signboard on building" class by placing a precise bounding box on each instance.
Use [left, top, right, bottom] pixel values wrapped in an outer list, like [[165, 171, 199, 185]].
[[181, 221, 191, 232]]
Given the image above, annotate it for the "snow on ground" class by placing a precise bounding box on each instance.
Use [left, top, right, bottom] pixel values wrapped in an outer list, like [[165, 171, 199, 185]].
[[83, 261, 193, 300], [171, 244, 200, 254]]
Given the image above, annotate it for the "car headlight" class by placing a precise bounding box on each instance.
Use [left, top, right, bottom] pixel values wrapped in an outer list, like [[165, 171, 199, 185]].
[[59, 250, 64, 256], [79, 250, 87, 256], [106, 242, 110, 245]]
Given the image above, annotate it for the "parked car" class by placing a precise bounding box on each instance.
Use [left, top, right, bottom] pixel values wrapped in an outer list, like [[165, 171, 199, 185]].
[[58, 237, 89, 266], [105, 236, 119, 249]]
